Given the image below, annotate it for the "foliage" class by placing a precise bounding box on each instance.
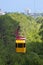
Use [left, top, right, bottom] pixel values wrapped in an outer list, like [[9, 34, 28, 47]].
[[0, 13, 43, 65]]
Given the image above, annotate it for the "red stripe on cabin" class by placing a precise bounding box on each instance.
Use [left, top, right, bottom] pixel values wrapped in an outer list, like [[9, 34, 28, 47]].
[[16, 36, 26, 40]]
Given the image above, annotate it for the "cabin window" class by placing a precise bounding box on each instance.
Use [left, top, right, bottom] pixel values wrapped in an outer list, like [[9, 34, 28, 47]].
[[16, 43, 25, 48]]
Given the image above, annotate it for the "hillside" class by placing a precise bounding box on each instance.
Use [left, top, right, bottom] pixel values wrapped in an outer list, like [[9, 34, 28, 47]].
[[0, 13, 43, 65]]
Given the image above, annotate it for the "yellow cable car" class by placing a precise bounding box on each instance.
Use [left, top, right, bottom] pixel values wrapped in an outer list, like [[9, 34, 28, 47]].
[[16, 36, 26, 53]]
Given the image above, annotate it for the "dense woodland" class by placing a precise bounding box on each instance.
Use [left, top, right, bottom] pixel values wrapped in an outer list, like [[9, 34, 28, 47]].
[[0, 13, 43, 65]]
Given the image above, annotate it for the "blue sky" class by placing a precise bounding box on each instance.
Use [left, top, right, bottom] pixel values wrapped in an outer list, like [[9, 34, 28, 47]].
[[0, 0, 43, 13]]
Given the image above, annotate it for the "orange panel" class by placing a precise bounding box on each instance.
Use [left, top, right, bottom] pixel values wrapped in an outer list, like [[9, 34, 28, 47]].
[[16, 40, 25, 43], [16, 47, 26, 53]]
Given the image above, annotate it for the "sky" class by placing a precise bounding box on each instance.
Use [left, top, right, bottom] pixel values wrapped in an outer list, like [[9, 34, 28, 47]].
[[0, 0, 43, 13]]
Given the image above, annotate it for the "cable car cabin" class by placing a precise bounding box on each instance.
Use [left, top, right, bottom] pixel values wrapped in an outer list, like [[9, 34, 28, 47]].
[[16, 36, 26, 53]]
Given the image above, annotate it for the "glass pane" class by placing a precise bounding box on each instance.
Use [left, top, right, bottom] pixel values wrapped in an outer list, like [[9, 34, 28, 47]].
[[16, 43, 26, 48], [18, 43, 23, 48]]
